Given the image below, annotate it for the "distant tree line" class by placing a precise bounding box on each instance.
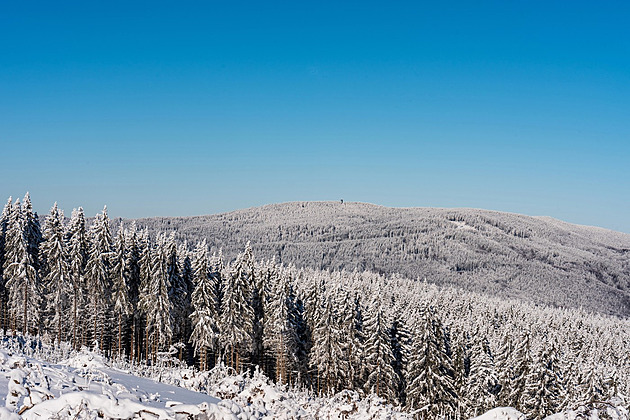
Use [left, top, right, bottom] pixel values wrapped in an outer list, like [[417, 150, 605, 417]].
[[0, 194, 628, 420]]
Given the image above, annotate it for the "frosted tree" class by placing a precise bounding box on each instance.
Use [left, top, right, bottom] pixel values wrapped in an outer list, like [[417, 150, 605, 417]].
[[123, 222, 142, 360], [165, 233, 186, 347], [178, 241, 193, 358], [189, 240, 220, 369], [390, 311, 411, 405], [84, 206, 113, 349], [4, 199, 41, 334], [465, 335, 499, 417], [41, 203, 70, 343], [21, 193, 42, 272], [250, 259, 270, 370], [523, 344, 564, 420], [309, 290, 344, 395], [337, 289, 365, 390], [137, 228, 154, 361], [111, 224, 131, 356], [264, 265, 300, 383], [220, 243, 254, 370], [209, 249, 225, 351], [508, 333, 533, 410], [0, 197, 13, 329], [494, 331, 513, 407], [363, 296, 398, 402], [66, 207, 88, 349], [406, 308, 457, 418], [143, 233, 174, 359]]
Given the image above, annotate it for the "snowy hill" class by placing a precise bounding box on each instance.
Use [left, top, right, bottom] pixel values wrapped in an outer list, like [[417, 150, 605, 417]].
[[133, 202, 630, 317]]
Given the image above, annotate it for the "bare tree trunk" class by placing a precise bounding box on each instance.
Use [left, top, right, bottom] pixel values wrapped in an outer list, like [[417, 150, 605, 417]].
[[145, 326, 150, 363], [73, 294, 78, 350], [22, 283, 28, 335], [58, 310, 62, 345], [117, 313, 122, 357], [130, 319, 135, 364]]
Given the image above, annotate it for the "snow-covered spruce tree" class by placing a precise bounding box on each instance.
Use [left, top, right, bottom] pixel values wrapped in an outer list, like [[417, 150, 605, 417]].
[[112, 223, 131, 357], [494, 331, 513, 407], [259, 259, 278, 377], [390, 310, 411, 406], [406, 308, 457, 419], [451, 328, 472, 417], [178, 241, 193, 361], [142, 232, 174, 360], [220, 242, 255, 370], [309, 287, 344, 395], [137, 228, 153, 361], [250, 258, 270, 373], [363, 295, 398, 403], [465, 335, 499, 417], [66, 207, 89, 349], [41, 203, 70, 344], [21, 193, 42, 273], [0, 197, 13, 329], [338, 289, 365, 390], [4, 199, 41, 335], [189, 240, 219, 370], [301, 272, 321, 384], [263, 263, 301, 384], [123, 222, 142, 360], [208, 249, 225, 362], [165, 233, 187, 349], [522, 343, 564, 420], [508, 332, 533, 411], [84, 206, 113, 350]]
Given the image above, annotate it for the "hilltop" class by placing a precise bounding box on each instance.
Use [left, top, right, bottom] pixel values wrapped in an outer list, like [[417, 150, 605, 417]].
[[132, 202, 630, 317]]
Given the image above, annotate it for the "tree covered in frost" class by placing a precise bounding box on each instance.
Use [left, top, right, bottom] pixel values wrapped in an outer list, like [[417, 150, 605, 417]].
[[220, 242, 254, 369], [406, 309, 457, 418], [362, 296, 398, 402], [0, 197, 14, 329], [40, 203, 70, 343], [140, 232, 173, 359], [84, 206, 113, 349], [189, 240, 219, 370], [523, 344, 564, 420], [465, 335, 499, 417], [66, 207, 88, 349], [111, 224, 131, 356], [3, 198, 41, 334]]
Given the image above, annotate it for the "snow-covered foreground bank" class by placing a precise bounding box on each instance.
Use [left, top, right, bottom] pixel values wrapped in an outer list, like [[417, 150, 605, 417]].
[[0, 336, 410, 419], [0, 336, 627, 419]]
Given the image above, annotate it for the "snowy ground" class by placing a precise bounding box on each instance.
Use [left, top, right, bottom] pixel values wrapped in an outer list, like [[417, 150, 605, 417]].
[[0, 336, 626, 419], [0, 336, 410, 419]]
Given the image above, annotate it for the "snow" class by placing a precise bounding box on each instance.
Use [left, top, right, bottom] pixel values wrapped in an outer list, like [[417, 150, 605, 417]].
[[470, 403, 630, 420], [0, 337, 410, 419], [471, 407, 527, 420]]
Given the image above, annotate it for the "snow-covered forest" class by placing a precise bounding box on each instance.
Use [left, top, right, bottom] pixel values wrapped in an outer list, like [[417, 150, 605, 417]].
[[0, 194, 629, 419], [135, 201, 630, 318]]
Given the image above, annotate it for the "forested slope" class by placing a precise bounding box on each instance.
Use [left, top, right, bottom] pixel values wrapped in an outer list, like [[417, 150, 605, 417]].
[[134, 202, 630, 317]]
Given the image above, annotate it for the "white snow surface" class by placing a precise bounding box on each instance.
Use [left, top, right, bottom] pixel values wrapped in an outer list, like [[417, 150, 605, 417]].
[[471, 407, 527, 420], [0, 336, 410, 419], [470, 403, 629, 420]]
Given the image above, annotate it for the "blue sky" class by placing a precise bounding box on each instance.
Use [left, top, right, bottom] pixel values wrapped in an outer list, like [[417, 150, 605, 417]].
[[1, 1, 629, 232]]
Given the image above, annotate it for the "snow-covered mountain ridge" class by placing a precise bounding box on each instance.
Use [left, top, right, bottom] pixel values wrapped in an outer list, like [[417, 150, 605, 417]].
[[133, 202, 630, 317]]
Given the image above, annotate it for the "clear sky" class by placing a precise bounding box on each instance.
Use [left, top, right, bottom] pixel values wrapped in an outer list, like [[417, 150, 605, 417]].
[[1, 1, 629, 232]]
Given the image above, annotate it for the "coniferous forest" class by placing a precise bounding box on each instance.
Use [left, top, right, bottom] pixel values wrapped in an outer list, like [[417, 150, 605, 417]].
[[0, 194, 628, 419]]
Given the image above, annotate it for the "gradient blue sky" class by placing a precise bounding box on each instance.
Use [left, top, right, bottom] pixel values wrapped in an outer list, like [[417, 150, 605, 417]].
[[1, 1, 629, 232]]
